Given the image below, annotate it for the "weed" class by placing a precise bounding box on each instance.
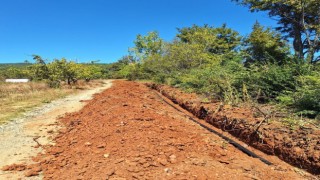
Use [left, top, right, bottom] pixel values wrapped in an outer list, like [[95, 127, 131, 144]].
[[281, 114, 307, 130], [0, 80, 101, 124], [201, 97, 211, 103], [221, 140, 228, 149], [42, 99, 51, 103]]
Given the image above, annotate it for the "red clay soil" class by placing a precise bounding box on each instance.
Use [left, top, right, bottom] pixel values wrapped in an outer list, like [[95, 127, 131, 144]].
[[2, 80, 317, 179], [149, 83, 320, 175]]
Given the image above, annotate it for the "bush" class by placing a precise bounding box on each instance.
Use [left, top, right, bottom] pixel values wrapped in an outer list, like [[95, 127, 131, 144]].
[[173, 60, 245, 104], [47, 80, 61, 88], [278, 72, 320, 118], [117, 63, 150, 80], [118, 23, 320, 119], [234, 64, 298, 102]]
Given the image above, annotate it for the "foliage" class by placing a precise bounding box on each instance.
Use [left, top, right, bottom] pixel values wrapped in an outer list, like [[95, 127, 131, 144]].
[[110, 22, 320, 120], [235, 64, 301, 104], [29, 55, 49, 80], [46, 58, 78, 87], [0, 81, 78, 124], [177, 63, 243, 104], [2, 14, 318, 120], [0, 67, 30, 79], [243, 22, 290, 65], [77, 65, 102, 82], [0, 57, 105, 88], [294, 73, 320, 117], [177, 24, 241, 55], [278, 68, 320, 117], [130, 31, 164, 61], [121, 25, 241, 81], [102, 56, 135, 79], [234, 0, 320, 63]]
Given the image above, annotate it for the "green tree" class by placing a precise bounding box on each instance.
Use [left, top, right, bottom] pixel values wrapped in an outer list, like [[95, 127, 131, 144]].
[[234, 0, 320, 63], [29, 55, 49, 80], [47, 58, 78, 86], [77, 64, 102, 82], [3, 67, 30, 79], [32, 54, 46, 64], [244, 22, 290, 65], [125, 24, 242, 81], [165, 41, 219, 70], [177, 24, 241, 55], [131, 31, 164, 61]]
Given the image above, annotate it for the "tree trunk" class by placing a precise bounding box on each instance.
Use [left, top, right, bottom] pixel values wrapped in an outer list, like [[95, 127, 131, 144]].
[[293, 28, 304, 60]]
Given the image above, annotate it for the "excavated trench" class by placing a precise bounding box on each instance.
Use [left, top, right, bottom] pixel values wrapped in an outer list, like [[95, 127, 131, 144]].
[[1, 80, 318, 179], [148, 83, 320, 175]]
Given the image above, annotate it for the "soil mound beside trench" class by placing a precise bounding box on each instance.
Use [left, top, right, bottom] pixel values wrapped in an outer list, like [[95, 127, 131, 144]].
[[2, 80, 317, 179], [148, 83, 320, 175]]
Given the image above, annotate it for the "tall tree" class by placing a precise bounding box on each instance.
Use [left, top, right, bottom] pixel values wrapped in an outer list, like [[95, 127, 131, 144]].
[[30, 55, 49, 80], [131, 31, 164, 61], [234, 0, 320, 63], [48, 58, 78, 85], [32, 54, 46, 64], [177, 24, 241, 55], [244, 22, 290, 65]]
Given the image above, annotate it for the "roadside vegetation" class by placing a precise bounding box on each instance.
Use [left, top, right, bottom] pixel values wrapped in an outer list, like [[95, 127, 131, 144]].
[[0, 80, 106, 124], [0, 82, 70, 124], [106, 0, 320, 123], [1, 0, 319, 124], [0, 56, 105, 87], [0, 57, 108, 124]]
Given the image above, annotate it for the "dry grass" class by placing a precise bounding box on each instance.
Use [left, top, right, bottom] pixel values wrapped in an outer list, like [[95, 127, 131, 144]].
[[0, 80, 105, 124]]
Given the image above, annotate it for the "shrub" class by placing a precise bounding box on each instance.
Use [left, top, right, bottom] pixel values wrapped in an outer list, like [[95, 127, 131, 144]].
[[290, 73, 320, 117], [235, 64, 298, 102]]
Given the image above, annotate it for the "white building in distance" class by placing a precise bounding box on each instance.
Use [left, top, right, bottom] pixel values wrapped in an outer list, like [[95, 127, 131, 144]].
[[5, 79, 30, 83]]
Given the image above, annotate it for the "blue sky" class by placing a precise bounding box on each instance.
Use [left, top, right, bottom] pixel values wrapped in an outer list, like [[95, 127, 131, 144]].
[[0, 0, 276, 63]]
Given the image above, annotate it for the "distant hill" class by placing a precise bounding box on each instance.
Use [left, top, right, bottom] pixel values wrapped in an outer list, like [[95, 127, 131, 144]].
[[0, 63, 32, 69], [0, 63, 112, 71]]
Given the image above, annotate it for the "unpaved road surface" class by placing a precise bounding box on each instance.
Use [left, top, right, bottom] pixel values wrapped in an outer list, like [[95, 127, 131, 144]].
[[0, 80, 112, 179], [1, 80, 317, 179]]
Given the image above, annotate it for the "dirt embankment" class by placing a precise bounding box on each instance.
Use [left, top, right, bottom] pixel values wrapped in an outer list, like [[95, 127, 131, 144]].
[[148, 83, 320, 175], [2, 80, 316, 179]]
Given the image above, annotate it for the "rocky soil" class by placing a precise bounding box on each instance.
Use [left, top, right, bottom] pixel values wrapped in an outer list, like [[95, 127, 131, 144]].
[[149, 83, 320, 176], [2, 80, 317, 179]]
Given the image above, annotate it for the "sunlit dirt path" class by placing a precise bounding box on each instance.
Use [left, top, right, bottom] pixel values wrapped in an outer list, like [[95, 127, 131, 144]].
[[0, 80, 113, 179]]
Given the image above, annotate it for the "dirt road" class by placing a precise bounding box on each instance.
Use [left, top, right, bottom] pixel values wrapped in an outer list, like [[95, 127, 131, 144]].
[[0, 80, 112, 179], [1, 80, 317, 179]]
